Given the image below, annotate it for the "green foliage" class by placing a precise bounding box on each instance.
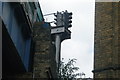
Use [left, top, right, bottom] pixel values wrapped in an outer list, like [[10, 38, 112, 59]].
[[58, 58, 80, 79]]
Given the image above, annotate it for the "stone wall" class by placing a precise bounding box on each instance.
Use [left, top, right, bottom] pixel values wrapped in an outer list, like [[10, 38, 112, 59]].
[[32, 22, 57, 78], [94, 2, 120, 78]]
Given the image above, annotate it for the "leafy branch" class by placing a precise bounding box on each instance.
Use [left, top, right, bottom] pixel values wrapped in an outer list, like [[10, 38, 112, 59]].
[[58, 58, 81, 79]]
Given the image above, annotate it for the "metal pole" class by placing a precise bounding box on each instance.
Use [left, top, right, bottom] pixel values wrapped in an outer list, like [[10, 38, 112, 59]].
[[43, 13, 55, 16], [55, 34, 61, 68]]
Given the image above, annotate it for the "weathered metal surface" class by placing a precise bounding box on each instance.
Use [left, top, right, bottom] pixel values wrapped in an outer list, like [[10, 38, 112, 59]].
[[2, 2, 32, 71]]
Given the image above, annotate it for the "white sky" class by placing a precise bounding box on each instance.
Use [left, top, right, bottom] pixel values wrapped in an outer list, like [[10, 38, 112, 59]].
[[39, 0, 95, 78]]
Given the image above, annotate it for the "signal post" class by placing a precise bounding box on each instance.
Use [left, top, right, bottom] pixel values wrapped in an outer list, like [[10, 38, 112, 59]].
[[51, 10, 73, 71]]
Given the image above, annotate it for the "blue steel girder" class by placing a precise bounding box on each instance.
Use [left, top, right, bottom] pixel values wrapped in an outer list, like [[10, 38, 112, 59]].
[[2, 2, 33, 71]]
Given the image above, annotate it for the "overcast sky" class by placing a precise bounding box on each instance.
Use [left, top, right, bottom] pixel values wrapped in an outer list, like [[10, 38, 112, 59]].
[[39, 0, 95, 78]]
